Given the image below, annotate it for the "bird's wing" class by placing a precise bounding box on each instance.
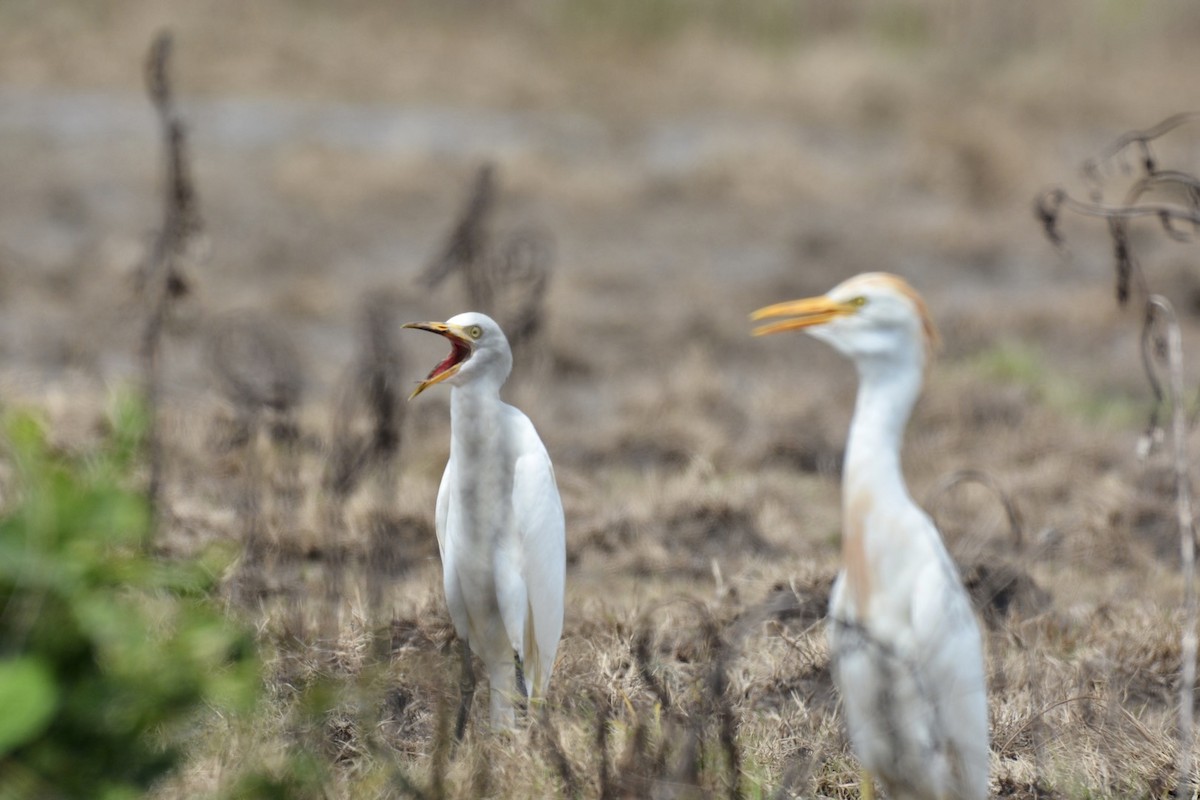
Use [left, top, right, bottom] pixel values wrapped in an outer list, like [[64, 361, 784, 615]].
[[508, 408, 565, 696], [910, 531, 989, 800], [434, 453, 454, 562]]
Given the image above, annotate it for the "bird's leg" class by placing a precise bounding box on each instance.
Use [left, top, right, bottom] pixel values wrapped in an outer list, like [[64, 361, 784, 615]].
[[859, 769, 875, 800], [455, 639, 476, 741], [513, 649, 529, 719]]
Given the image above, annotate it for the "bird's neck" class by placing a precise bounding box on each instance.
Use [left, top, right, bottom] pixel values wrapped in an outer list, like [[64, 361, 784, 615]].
[[448, 381, 515, 555], [843, 356, 923, 511], [837, 357, 923, 618], [450, 381, 505, 456]]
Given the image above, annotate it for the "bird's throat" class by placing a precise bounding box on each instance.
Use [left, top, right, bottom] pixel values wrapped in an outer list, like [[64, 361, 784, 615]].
[[839, 362, 922, 619], [842, 362, 920, 492]]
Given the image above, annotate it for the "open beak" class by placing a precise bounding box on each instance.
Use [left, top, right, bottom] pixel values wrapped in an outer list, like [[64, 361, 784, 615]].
[[750, 296, 855, 337], [401, 321, 475, 399]]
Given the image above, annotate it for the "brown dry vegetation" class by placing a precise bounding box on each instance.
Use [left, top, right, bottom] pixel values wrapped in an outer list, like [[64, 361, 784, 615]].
[[5, 1, 1200, 797]]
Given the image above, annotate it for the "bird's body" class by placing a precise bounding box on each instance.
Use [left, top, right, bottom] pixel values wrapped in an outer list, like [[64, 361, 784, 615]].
[[405, 312, 564, 733], [753, 273, 988, 800]]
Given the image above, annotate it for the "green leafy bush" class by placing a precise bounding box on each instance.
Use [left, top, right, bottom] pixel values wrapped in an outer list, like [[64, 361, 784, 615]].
[[0, 398, 260, 799]]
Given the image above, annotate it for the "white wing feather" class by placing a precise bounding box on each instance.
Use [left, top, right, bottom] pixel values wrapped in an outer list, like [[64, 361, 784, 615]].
[[910, 548, 989, 800], [434, 453, 454, 561], [507, 407, 566, 698], [829, 510, 988, 800]]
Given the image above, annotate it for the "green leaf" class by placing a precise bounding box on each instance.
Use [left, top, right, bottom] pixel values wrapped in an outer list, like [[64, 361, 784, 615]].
[[0, 657, 58, 755]]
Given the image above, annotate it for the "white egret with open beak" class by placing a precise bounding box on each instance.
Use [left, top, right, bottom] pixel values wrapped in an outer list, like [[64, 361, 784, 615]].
[[404, 311, 565, 736], [753, 273, 988, 800]]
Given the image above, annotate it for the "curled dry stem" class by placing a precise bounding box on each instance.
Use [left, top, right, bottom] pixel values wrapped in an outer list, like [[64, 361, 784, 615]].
[[924, 468, 1026, 554]]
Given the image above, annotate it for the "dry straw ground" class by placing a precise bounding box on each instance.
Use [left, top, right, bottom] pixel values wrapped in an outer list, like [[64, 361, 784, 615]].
[[5, 1, 1200, 797]]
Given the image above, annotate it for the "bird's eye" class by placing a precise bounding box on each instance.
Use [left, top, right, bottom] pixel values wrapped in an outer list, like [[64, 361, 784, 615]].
[[468, 325, 483, 339], [849, 296, 868, 307]]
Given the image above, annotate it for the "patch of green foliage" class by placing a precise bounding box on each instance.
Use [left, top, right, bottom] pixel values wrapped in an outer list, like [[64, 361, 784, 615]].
[[967, 339, 1143, 428], [0, 396, 262, 799]]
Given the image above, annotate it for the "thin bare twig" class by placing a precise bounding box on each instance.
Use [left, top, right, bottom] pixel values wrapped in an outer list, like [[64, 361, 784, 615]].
[[429, 692, 452, 800], [1082, 112, 1200, 184], [419, 162, 496, 301], [595, 690, 613, 800], [924, 469, 1025, 554], [629, 597, 745, 798], [1036, 190, 1200, 241], [632, 622, 673, 712], [489, 225, 555, 359], [417, 166, 554, 375], [996, 694, 1104, 756], [139, 30, 204, 541], [537, 705, 580, 798], [325, 295, 406, 502]]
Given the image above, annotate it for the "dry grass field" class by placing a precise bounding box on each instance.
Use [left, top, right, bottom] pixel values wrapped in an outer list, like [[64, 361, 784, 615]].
[[6, 2, 1200, 797]]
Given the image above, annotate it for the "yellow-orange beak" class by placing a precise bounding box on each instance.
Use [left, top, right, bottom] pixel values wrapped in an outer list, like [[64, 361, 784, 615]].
[[750, 296, 856, 336], [401, 321, 475, 399]]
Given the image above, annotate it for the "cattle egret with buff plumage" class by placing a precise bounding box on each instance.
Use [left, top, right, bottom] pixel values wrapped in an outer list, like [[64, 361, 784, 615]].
[[752, 273, 989, 800]]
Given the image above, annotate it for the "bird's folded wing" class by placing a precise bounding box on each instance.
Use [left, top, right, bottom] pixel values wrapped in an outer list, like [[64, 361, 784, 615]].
[[511, 428, 566, 691], [434, 454, 455, 562]]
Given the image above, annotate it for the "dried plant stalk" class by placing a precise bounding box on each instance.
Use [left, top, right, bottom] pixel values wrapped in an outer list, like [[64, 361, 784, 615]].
[[594, 690, 613, 800], [1145, 296, 1198, 796], [491, 225, 555, 367], [206, 312, 305, 604], [419, 162, 496, 305], [325, 295, 406, 503], [417, 166, 555, 376], [139, 30, 204, 539], [537, 705, 580, 798], [628, 598, 744, 797], [1039, 115, 1200, 795], [1082, 112, 1200, 184], [924, 469, 1025, 553]]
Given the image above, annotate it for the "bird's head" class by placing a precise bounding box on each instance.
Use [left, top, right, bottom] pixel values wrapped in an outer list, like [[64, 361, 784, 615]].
[[751, 272, 939, 368], [402, 311, 512, 399]]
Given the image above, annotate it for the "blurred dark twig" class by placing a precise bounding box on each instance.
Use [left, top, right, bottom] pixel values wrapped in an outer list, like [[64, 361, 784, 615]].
[[1035, 190, 1200, 255], [1081, 112, 1200, 187], [325, 295, 406, 501], [206, 312, 305, 603], [429, 692, 452, 800], [537, 705, 581, 799], [595, 690, 613, 800], [418, 164, 555, 372], [491, 225, 555, 360], [138, 30, 204, 540], [925, 469, 1025, 554], [207, 313, 305, 419], [628, 598, 745, 798], [420, 162, 496, 304]]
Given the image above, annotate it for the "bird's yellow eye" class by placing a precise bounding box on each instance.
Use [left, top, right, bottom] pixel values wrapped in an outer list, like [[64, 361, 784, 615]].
[[849, 296, 868, 308], [468, 325, 483, 339]]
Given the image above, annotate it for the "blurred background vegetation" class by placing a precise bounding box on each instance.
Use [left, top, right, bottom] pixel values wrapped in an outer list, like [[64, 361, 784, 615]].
[[0, 397, 263, 797]]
